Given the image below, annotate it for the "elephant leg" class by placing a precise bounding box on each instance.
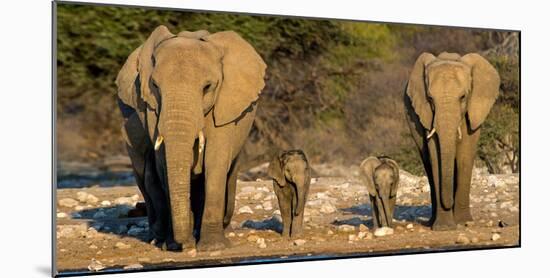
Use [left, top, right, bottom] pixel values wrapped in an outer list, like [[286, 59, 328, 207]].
[[454, 127, 480, 224], [369, 195, 380, 228], [428, 138, 456, 231], [278, 195, 292, 238], [223, 154, 242, 229], [197, 150, 231, 251], [144, 151, 170, 244], [388, 197, 397, 227], [290, 211, 304, 239], [125, 142, 158, 239]]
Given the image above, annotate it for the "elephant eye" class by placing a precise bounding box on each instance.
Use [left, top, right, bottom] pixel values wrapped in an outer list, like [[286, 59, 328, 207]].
[[203, 82, 213, 94]]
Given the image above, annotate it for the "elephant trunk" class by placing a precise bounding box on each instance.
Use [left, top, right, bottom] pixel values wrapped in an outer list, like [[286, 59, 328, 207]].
[[161, 93, 203, 246], [293, 175, 308, 217], [378, 195, 393, 227], [435, 108, 459, 210]]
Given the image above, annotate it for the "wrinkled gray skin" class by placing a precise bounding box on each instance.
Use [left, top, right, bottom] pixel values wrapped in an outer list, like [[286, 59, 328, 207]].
[[404, 52, 500, 230], [268, 150, 311, 238], [359, 156, 399, 228], [116, 26, 266, 251]]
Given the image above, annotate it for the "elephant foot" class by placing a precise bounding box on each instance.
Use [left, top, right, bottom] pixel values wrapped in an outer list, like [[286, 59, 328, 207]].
[[197, 233, 230, 251], [197, 229, 231, 251], [431, 211, 456, 231], [454, 209, 474, 225], [290, 229, 303, 239]]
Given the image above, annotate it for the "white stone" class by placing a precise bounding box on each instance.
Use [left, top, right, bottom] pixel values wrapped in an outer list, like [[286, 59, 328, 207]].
[[293, 239, 306, 246], [374, 227, 394, 237], [238, 206, 253, 214], [406, 223, 414, 229], [337, 225, 355, 233], [252, 192, 264, 200], [76, 191, 89, 202], [273, 210, 281, 215], [357, 231, 368, 239], [115, 242, 131, 249], [456, 234, 470, 244], [123, 264, 143, 270], [262, 201, 273, 210], [254, 205, 263, 210], [86, 194, 99, 204], [487, 175, 506, 188], [491, 233, 501, 241], [59, 198, 79, 208], [114, 197, 135, 206], [88, 259, 106, 272], [100, 200, 111, 206], [348, 234, 357, 241], [57, 212, 68, 218], [187, 249, 197, 257], [320, 202, 337, 214], [257, 238, 267, 248], [241, 186, 256, 192]]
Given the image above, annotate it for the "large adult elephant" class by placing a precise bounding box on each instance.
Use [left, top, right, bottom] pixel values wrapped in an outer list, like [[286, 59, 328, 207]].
[[115, 25, 266, 251], [404, 52, 500, 230]]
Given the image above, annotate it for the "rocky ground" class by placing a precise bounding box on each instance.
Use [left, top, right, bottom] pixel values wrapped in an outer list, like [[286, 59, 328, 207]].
[[55, 163, 519, 275]]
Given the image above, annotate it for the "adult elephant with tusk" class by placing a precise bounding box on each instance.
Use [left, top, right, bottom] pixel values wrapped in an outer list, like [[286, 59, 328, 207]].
[[404, 52, 500, 231], [116, 25, 266, 251]]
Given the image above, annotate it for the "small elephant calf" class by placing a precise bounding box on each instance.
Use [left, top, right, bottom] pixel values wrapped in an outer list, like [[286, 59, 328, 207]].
[[359, 156, 400, 228], [268, 150, 311, 238]]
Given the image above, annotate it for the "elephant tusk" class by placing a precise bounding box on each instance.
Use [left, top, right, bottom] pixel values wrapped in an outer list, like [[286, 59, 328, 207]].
[[198, 130, 205, 154], [426, 127, 436, 139], [457, 127, 462, 140], [154, 135, 164, 151]]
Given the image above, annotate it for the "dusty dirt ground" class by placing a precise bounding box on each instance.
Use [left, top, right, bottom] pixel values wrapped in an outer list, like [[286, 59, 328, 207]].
[[55, 164, 519, 275]]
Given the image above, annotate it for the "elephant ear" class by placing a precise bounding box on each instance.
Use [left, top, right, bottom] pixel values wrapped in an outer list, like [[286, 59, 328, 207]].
[[406, 52, 437, 130], [116, 45, 142, 109], [203, 31, 267, 126], [381, 158, 400, 198], [138, 25, 175, 112], [461, 53, 501, 130], [359, 157, 381, 197], [300, 151, 312, 187], [268, 154, 286, 186]]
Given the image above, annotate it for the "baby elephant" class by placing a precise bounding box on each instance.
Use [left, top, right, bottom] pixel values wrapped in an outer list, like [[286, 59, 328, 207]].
[[268, 150, 311, 238], [359, 156, 400, 228]]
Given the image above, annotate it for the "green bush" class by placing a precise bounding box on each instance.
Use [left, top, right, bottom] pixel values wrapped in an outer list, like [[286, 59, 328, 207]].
[[56, 3, 519, 175]]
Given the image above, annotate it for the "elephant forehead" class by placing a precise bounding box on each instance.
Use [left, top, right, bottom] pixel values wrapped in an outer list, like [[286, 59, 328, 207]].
[[375, 167, 394, 180], [154, 39, 221, 72], [427, 62, 471, 90], [284, 158, 307, 171]]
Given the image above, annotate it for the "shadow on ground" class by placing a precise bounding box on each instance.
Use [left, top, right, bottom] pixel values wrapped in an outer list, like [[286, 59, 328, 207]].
[[335, 203, 432, 228], [71, 205, 150, 242], [241, 216, 283, 234]]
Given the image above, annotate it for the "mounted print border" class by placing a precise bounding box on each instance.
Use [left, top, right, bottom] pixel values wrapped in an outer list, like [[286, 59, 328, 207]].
[[53, 1, 520, 276]]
